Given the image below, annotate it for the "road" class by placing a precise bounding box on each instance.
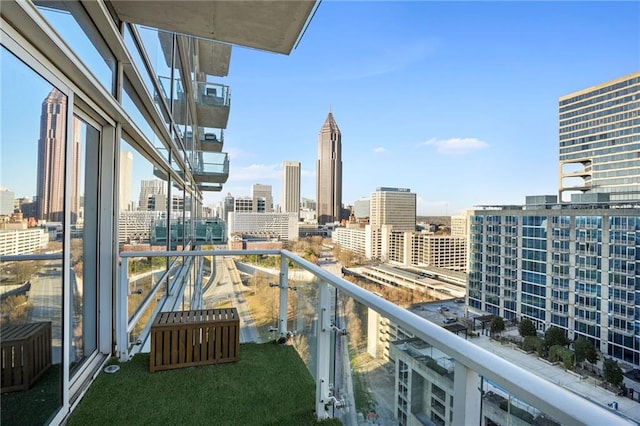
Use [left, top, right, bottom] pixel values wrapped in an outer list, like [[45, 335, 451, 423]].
[[203, 256, 260, 343], [28, 263, 63, 363]]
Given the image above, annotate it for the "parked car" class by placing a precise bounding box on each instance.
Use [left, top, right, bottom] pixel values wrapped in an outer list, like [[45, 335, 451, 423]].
[[443, 317, 457, 324]]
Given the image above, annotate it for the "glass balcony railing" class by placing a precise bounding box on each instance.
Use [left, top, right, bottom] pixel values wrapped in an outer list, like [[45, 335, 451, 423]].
[[193, 82, 231, 129], [149, 218, 227, 246], [191, 152, 229, 184], [108, 248, 632, 426], [197, 126, 224, 152]]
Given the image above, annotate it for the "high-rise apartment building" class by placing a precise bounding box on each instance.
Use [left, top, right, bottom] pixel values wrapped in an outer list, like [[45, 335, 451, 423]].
[[252, 183, 273, 213], [468, 195, 640, 365], [370, 187, 416, 232], [119, 151, 133, 211], [138, 179, 166, 211], [559, 72, 640, 202], [316, 111, 342, 225], [37, 89, 81, 222], [282, 161, 301, 218]]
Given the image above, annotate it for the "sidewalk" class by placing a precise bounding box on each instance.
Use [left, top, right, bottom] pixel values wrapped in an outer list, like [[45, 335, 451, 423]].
[[473, 333, 640, 424]]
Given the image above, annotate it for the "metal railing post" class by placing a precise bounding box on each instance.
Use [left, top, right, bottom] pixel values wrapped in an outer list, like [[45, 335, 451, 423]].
[[315, 281, 331, 419], [117, 257, 130, 361], [452, 361, 481, 426], [278, 255, 289, 338]]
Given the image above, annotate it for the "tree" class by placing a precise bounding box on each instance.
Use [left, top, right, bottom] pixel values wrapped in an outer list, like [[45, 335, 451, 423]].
[[574, 337, 598, 367], [603, 358, 624, 388], [11, 261, 38, 284], [544, 326, 568, 348], [518, 318, 537, 337], [490, 316, 505, 337]]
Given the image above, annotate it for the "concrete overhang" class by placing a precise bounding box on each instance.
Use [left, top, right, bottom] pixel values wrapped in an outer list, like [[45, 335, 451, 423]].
[[158, 32, 231, 77], [109, 0, 319, 55]]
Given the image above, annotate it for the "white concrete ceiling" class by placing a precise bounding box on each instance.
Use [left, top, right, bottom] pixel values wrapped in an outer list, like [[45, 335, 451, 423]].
[[109, 0, 319, 55]]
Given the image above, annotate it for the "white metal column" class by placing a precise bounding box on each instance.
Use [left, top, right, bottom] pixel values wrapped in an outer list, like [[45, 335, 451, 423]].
[[452, 361, 481, 426], [278, 255, 289, 337], [315, 281, 331, 419], [117, 257, 130, 361]]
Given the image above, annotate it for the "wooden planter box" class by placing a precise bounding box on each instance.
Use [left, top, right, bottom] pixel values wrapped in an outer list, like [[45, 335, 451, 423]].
[[1, 321, 52, 393], [150, 308, 239, 372]]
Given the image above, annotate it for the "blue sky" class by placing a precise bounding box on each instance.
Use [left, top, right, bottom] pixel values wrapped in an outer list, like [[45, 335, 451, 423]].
[[1, 1, 638, 216], [208, 0, 640, 215]]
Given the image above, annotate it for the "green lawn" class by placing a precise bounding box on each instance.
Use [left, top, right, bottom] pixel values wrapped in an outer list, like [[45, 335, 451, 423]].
[[68, 343, 341, 426]]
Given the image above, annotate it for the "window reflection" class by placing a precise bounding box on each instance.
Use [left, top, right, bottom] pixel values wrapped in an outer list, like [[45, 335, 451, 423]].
[[69, 116, 100, 375], [1, 47, 63, 425], [35, 1, 116, 94]]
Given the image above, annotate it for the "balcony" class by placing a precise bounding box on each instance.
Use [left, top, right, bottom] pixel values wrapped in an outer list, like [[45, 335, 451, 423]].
[[192, 152, 230, 184], [198, 127, 224, 153], [66, 344, 338, 426], [1, 249, 631, 426], [158, 78, 231, 129]]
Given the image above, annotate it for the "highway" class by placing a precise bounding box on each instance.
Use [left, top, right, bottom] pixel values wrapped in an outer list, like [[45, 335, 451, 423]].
[[203, 256, 260, 343], [27, 263, 63, 363]]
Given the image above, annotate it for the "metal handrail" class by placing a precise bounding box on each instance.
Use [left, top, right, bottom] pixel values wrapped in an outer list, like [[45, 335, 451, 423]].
[[116, 248, 632, 426]]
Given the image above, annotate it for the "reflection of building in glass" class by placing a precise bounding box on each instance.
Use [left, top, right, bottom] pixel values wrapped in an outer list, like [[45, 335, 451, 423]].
[[138, 179, 166, 211], [119, 151, 133, 211], [0, 187, 15, 216], [0, 228, 49, 256], [118, 210, 166, 243], [36, 89, 81, 223], [227, 212, 299, 241], [282, 161, 301, 218], [252, 183, 273, 212], [316, 111, 342, 225]]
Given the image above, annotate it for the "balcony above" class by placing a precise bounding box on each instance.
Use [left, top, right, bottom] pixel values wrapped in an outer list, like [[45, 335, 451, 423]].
[[193, 82, 230, 128], [165, 81, 230, 129], [197, 183, 223, 192], [110, 1, 320, 55], [198, 127, 224, 153], [158, 32, 231, 78], [193, 152, 229, 184]]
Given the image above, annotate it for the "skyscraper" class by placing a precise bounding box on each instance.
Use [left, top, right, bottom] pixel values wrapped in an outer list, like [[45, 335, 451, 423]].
[[119, 151, 133, 211], [138, 179, 166, 211], [282, 161, 301, 218], [370, 187, 416, 232], [36, 88, 81, 223], [316, 111, 342, 225], [559, 71, 640, 202], [252, 183, 273, 212]]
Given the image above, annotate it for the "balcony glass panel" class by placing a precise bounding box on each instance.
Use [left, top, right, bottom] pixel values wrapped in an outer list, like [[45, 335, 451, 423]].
[[198, 127, 225, 152], [1, 49, 67, 425], [36, 1, 116, 94], [192, 152, 229, 183]]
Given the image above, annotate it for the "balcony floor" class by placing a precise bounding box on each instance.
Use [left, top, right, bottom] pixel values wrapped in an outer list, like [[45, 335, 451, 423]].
[[67, 343, 342, 425]]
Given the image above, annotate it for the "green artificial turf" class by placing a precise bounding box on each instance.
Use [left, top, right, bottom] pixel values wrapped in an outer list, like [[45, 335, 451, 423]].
[[68, 343, 342, 426], [1, 364, 62, 426]]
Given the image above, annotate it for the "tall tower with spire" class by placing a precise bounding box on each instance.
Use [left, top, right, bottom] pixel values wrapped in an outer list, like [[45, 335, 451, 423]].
[[316, 110, 342, 225], [36, 88, 81, 223]]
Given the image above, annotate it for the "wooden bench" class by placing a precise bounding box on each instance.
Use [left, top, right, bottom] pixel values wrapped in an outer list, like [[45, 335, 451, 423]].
[[149, 308, 239, 372], [1, 321, 52, 393]]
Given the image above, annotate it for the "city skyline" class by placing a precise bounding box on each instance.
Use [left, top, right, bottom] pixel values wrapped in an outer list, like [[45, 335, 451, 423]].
[[1, 2, 638, 217], [200, 1, 640, 215]]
